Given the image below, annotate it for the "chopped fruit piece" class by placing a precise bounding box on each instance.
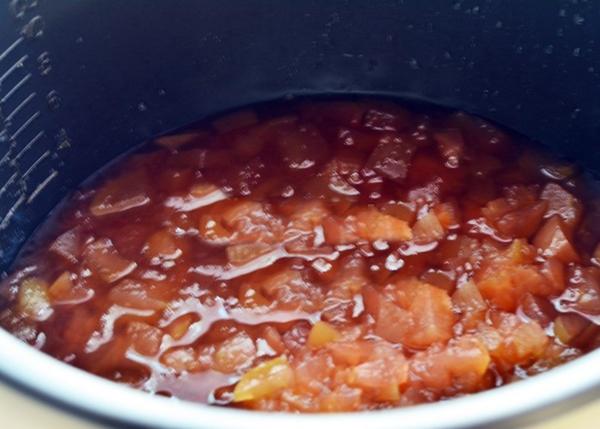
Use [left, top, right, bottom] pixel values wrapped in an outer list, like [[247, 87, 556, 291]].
[[327, 341, 372, 366], [552, 313, 600, 347], [226, 243, 273, 265], [505, 239, 535, 264], [48, 271, 74, 300], [453, 281, 488, 330], [126, 322, 163, 356], [404, 284, 455, 349], [90, 174, 150, 217], [276, 124, 328, 171], [83, 238, 137, 283], [420, 269, 455, 293], [477, 266, 549, 312], [108, 279, 167, 311], [238, 284, 270, 308], [233, 356, 294, 402], [555, 266, 600, 317], [355, 209, 412, 242], [379, 201, 416, 223], [49, 228, 82, 263], [167, 314, 195, 340], [412, 211, 445, 243], [307, 321, 341, 348], [519, 294, 557, 327], [347, 344, 408, 401], [18, 278, 52, 321], [540, 183, 582, 228], [479, 313, 548, 369], [320, 386, 362, 412], [477, 270, 517, 312], [434, 202, 460, 229], [198, 215, 231, 244], [534, 216, 579, 263], [362, 285, 412, 344], [322, 215, 359, 245], [48, 271, 92, 304], [143, 230, 182, 263], [366, 137, 415, 182], [495, 201, 547, 239], [165, 183, 228, 212], [482, 198, 512, 222], [541, 258, 565, 293], [410, 335, 490, 393], [213, 332, 257, 373], [363, 105, 411, 131], [162, 347, 202, 372], [285, 200, 331, 231]]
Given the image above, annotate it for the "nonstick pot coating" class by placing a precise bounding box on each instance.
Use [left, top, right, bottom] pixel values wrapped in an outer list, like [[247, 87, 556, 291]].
[[0, 0, 599, 272]]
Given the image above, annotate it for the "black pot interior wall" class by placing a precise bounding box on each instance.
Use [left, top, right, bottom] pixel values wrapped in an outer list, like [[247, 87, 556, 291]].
[[0, 0, 598, 272]]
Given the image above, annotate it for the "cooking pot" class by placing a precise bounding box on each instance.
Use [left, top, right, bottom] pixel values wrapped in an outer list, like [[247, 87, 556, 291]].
[[0, 1, 599, 428]]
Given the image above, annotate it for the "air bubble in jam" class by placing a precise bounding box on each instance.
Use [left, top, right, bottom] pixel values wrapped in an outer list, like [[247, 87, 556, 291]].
[[1, 98, 600, 412]]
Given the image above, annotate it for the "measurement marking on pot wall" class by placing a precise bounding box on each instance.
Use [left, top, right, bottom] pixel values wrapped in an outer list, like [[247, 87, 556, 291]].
[[0, 194, 24, 230], [0, 148, 13, 167], [4, 92, 36, 122], [22, 149, 49, 178], [9, 110, 39, 140], [0, 172, 18, 199], [13, 130, 44, 163], [0, 54, 28, 84], [27, 169, 57, 204], [0, 37, 23, 63], [0, 73, 32, 104]]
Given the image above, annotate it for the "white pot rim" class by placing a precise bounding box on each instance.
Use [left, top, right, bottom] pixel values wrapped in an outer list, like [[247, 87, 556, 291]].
[[0, 328, 599, 429]]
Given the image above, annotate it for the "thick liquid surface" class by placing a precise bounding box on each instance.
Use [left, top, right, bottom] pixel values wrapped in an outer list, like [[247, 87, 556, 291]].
[[2, 99, 600, 412]]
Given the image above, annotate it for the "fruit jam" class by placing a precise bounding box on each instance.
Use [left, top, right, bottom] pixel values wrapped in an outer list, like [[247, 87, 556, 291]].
[[2, 99, 600, 412]]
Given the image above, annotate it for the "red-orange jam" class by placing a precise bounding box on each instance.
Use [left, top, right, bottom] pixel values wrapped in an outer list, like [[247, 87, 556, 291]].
[[2, 99, 600, 412]]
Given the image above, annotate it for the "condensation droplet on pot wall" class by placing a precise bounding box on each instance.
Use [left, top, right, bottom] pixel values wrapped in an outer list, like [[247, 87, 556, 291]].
[[46, 90, 61, 111], [573, 14, 585, 25], [22, 15, 44, 39], [37, 51, 51, 75]]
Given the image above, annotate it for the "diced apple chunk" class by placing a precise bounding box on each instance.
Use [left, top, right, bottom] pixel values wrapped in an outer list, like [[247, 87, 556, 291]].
[[90, 175, 150, 217], [213, 332, 257, 373], [410, 335, 490, 392], [404, 284, 455, 348], [108, 279, 167, 310], [49, 228, 82, 263], [452, 280, 488, 330], [540, 183, 582, 228], [232, 356, 294, 402], [413, 211, 445, 243], [18, 277, 53, 321], [126, 322, 163, 356], [355, 209, 412, 242], [308, 321, 341, 348], [84, 238, 137, 283], [534, 216, 579, 263]]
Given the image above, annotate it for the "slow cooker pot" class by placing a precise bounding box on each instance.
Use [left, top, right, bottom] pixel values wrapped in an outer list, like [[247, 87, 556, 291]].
[[0, 1, 599, 427]]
